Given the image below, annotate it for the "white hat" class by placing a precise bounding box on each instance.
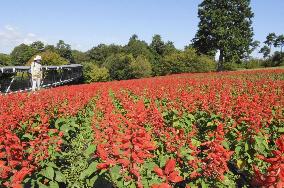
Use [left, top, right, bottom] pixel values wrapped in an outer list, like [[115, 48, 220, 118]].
[[34, 55, 42, 61]]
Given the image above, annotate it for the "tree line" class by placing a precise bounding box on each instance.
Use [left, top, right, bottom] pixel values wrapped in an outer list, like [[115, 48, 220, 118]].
[[0, 35, 216, 82], [1, 0, 283, 83]]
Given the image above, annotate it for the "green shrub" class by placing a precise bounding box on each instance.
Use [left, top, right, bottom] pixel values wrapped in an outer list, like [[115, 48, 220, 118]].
[[0, 53, 12, 66], [103, 53, 134, 80], [243, 59, 263, 69], [159, 48, 216, 75], [192, 55, 216, 72], [223, 62, 240, 71], [27, 51, 69, 66], [130, 55, 152, 78], [83, 62, 110, 83]]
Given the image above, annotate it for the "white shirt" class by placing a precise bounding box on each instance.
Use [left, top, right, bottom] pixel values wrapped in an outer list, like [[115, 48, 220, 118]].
[[31, 61, 42, 79]]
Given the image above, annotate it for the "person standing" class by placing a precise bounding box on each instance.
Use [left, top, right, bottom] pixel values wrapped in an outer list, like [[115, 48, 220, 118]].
[[30, 55, 43, 91]]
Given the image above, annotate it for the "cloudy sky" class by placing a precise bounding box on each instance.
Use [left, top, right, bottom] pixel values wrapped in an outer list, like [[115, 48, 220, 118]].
[[0, 0, 283, 57]]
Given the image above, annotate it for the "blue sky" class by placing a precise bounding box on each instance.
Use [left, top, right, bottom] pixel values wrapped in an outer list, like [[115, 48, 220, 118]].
[[0, 0, 283, 57]]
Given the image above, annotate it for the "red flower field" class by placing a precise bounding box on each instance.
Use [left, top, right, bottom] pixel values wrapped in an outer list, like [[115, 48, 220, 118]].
[[0, 69, 284, 188]]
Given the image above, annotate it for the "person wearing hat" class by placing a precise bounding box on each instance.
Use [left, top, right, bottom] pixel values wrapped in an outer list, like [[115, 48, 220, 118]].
[[30, 55, 43, 91]]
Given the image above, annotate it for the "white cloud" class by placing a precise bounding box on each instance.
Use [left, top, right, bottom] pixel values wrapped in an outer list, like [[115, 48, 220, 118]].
[[0, 25, 46, 53]]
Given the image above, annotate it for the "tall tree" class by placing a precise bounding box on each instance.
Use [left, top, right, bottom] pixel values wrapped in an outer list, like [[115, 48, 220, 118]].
[[0, 53, 12, 66], [125, 34, 153, 59], [31, 41, 45, 52], [10, 44, 36, 65], [274, 34, 284, 53], [192, 0, 254, 70], [87, 44, 122, 66], [264, 33, 277, 52], [259, 46, 271, 59], [150, 34, 165, 56], [72, 50, 90, 64], [56, 40, 74, 63]]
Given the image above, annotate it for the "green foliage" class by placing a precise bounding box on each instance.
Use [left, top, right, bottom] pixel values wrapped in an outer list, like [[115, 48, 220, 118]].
[[103, 53, 134, 80], [72, 50, 90, 64], [31, 41, 45, 52], [191, 54, 216, 72], [193, 0, 254, 70], [259, 46, 271, 59], [10, 44, 37, 65], [150, 34, 166, 56], [242, 59, 263, 69], [223, 62, 240, 71], [264, 33, 277, 51], [27, 51, 69, 66], [156, 48, 216, 75], [82, 62, 110, 83], [125, 35, 154, 62], [130, 55, 152, 78], [56, 40, 74, 63], [261, 52, 284, 67], [0, 53, 12, 66], [87, 44, 123, 66], [271, 51, 284, 66], [274, 34, 284, 53]]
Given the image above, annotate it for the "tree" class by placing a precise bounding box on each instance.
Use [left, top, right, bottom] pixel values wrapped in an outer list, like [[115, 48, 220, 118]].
[[264, 33, 277, 52], [259, 46, 271, 59], [150, 34, 165, 56], [82, 62, 110, 83], [164, 41, 177, 55], [72, 50, 90, 64], [244, 40, 260, 59], [87, 44, 123, 66], [130, 55, 152, 78], [10, 44, 36, 65], [27, 51, 68, 66], [31, 41, 45, 52], [103, 53, 134, 80], [192, 54, 216, 72], [250, 40, 260, 54], [56, 40, 74, 63], [157, 48, 215, 75], [44, 45, 57, 52], [125, 34, 153, 59], [0, 53, 12, 66], [274, 34, 284, 53], [192, 0, 254, 70]]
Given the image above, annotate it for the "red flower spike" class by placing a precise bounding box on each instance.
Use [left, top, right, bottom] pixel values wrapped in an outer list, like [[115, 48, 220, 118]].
[[168, 171, 183, 183], [97, 163, 109, 170], [164, 159, 176, 175], [151, 183, 172, 188], [153, 166, 164, 178]]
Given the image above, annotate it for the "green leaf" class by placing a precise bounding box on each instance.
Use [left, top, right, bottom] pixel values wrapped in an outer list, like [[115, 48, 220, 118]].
[[129, 182, 136, 188], [235, 146, 242, 156], [55, 118, 66, 129], [87, 175, 99, 187], [278, 127, 284, 133], [201, 180, 209, 188], [38, 182, 49, 188], [41, 166, 54, 180], [22, 133, 33, 140], [143, 162, 156, 171], [110, 165, 121, 180], [254, 134, 269, 155], [79, 161, 98, 180], [85, 144, 96, 156], [55, 171, 66, 183], [159, 155, 168, 167], [245, 142, 249, 152], [49, 181, 59, 188], [191, 138, 201, 147], [222, 141, 230, 150]]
